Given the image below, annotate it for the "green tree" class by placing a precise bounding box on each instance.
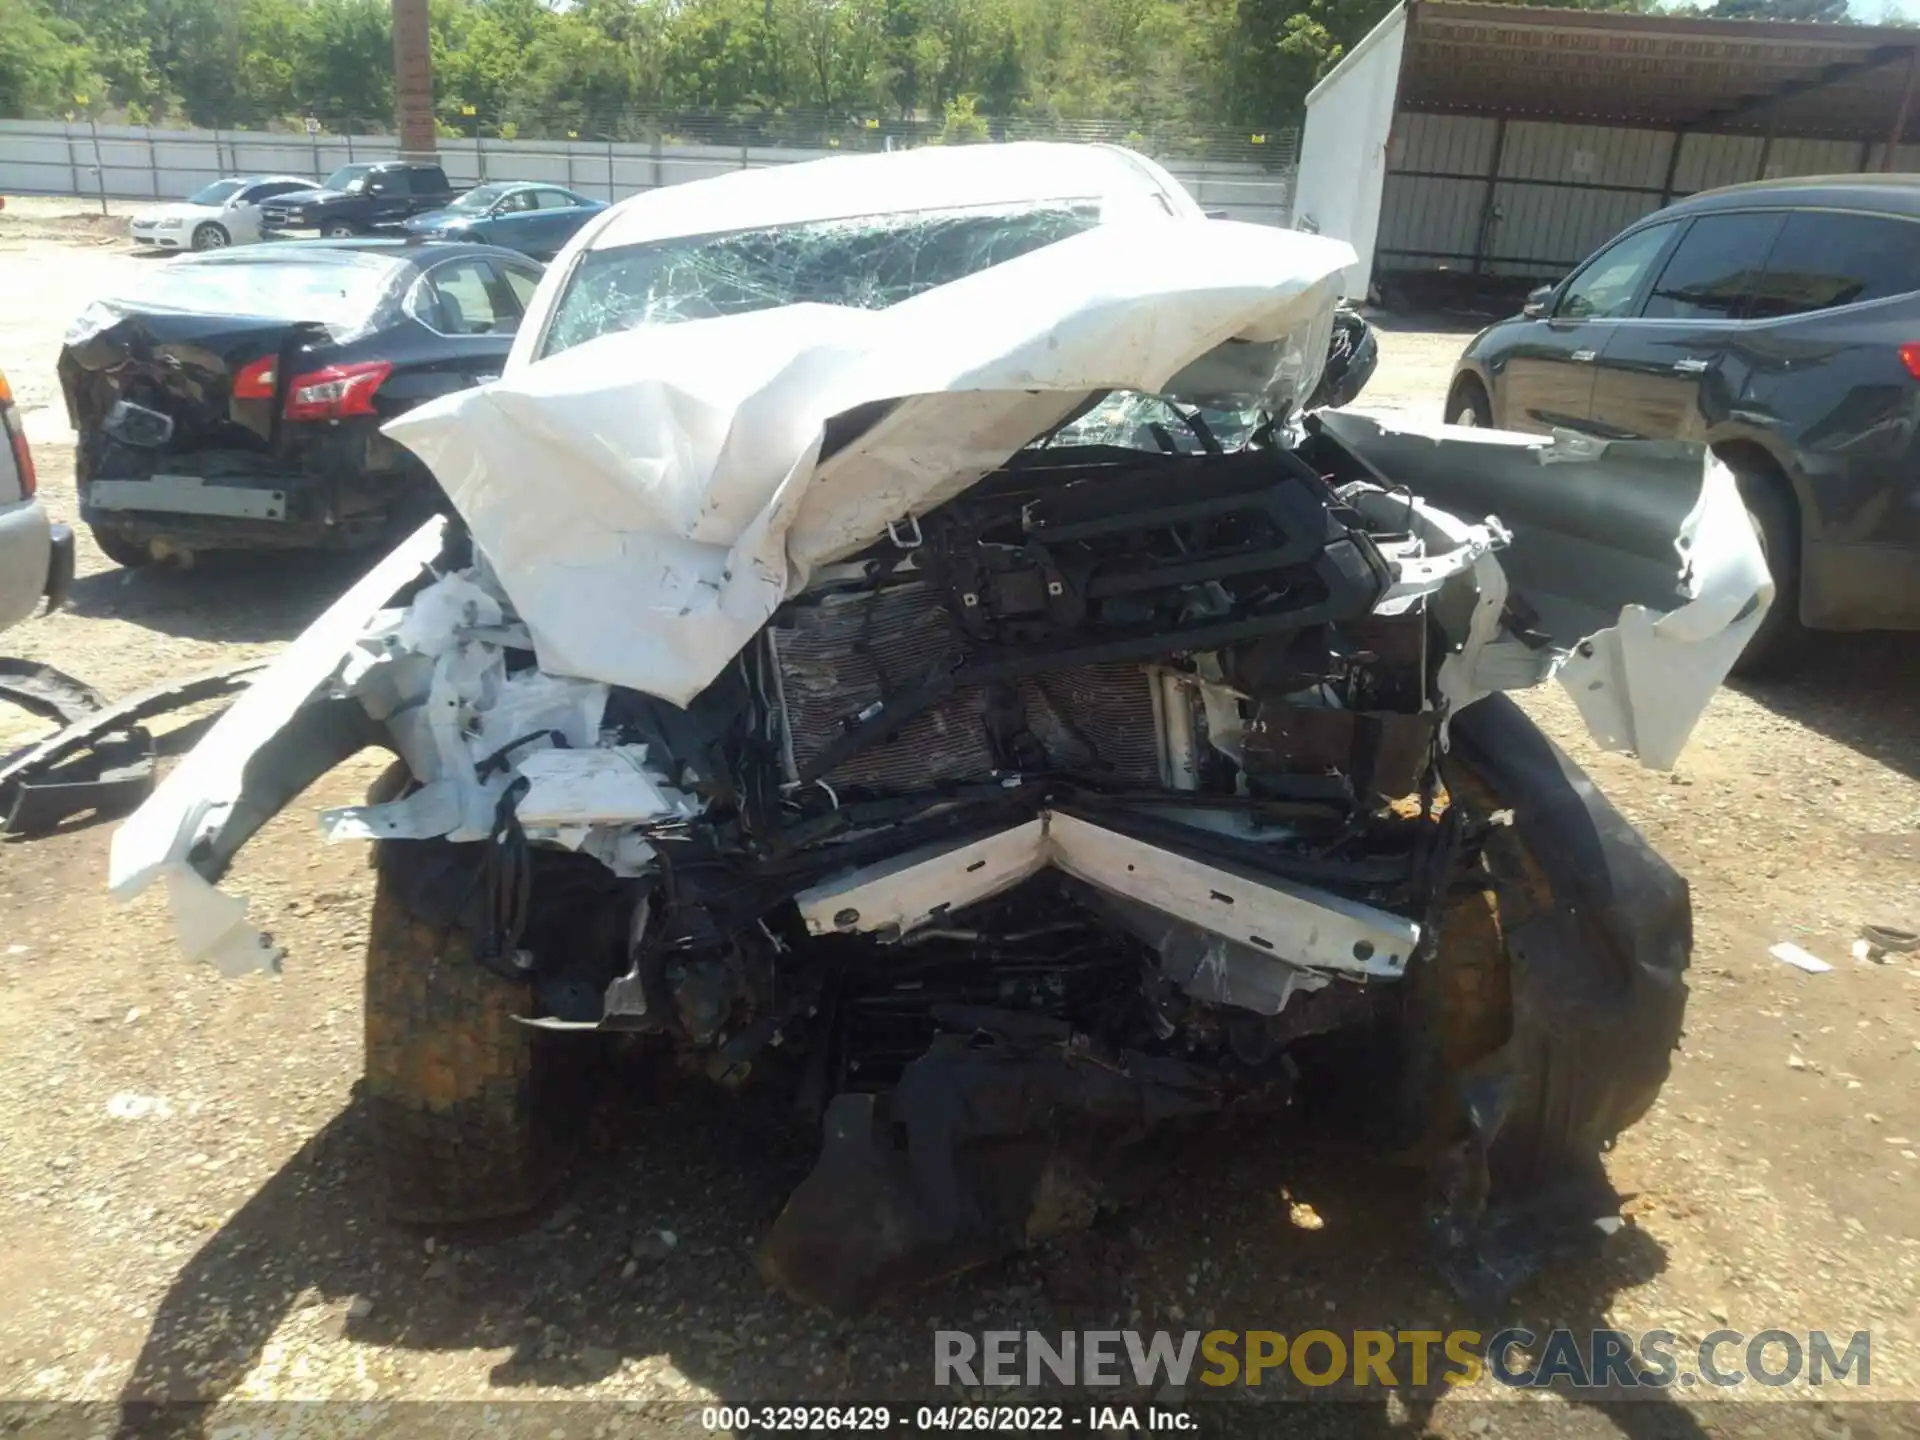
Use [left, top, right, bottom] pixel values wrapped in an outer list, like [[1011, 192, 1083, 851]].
[[0, 0, 1680, 141], [517, 11, 637, 133], [299, 0, 394, 125], [1711, 0, 1850, 18], [0, 0, 100, 117]]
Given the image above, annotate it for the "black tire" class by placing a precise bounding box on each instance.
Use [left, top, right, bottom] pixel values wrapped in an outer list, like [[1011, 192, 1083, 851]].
[[1725, 454, 1807, 677], [1394, 759, 1517, 1162], [363, 838, 570, 1224], [87, 524, 152, 568], [1445, 375, 1494, 428], [322, 220, 361, 239], [190, 222, 229, 251]]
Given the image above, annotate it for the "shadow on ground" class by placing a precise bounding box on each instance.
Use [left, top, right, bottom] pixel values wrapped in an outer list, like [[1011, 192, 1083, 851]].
[[1734, 631, 1920, 786], [63, 548, 378, 645], [1364, 309, 1493, 338], [113, 1058, 1718, 1440]]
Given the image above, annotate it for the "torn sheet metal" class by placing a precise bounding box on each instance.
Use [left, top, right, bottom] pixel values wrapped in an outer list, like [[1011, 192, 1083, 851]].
[[512, 747, 697, 827], [386, 220, 1355, 707], [323, 571, 619, 845], [795, 810, 1417, 980], [108, 518, 447, 914], [165, 866, 282, 977], [1314, 411, 1771, 769]]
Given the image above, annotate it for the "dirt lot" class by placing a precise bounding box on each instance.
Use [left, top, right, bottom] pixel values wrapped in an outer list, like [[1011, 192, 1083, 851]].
[[1, 198, 1917, 1438]]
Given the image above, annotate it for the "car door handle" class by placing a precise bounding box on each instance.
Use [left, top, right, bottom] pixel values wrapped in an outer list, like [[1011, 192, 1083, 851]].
[[1571, 349, 1597, 363], [1672, 357, 1711, 375]]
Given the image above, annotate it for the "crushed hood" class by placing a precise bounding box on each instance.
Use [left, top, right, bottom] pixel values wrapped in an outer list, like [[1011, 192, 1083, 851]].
[[384, 219, 1356, 707]]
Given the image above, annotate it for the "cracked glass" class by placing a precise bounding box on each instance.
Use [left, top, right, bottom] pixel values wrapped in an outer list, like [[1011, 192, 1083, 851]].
[[540, 201, 1101, 358]]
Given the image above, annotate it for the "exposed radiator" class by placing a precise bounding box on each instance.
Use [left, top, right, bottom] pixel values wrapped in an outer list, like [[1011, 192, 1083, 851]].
[[771, 580, 1163, 794]]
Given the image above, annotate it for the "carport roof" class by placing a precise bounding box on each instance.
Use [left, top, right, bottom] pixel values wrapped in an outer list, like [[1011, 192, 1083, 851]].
[[1395, 0, 1920, 141]]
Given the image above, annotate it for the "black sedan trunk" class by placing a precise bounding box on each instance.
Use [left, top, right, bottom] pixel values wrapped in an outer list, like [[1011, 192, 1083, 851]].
[[62, 311, 433, 556]]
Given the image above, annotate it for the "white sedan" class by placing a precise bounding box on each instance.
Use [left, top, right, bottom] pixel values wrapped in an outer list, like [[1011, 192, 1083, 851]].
[[128, 175, 315, 252]]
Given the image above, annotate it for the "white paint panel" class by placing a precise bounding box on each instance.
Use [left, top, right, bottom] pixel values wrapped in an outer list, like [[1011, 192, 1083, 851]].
[[1046, 812, 1417, 977], [794, 812, 1420, 979], [1295, 4, 1407, 297], [795, 821, 1050, 936]]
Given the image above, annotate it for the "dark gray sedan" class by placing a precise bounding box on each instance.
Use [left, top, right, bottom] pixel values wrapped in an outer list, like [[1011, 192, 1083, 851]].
[[1446, 174, 1920, 671], [402, 182, 607, 260]]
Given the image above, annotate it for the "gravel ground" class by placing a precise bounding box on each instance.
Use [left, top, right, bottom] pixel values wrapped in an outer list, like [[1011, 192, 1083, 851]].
[[1, 198, 1917, 1438]]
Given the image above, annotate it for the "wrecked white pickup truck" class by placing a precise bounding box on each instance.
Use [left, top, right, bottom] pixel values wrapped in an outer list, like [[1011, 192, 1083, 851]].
[[109, 143, 1770, 1314]]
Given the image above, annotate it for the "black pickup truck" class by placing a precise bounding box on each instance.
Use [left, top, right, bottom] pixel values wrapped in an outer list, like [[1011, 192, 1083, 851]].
[[261, 161, 461, 238]]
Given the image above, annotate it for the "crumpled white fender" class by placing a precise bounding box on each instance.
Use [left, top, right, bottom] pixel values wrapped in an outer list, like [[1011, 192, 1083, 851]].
[[1316, 412, 1773, 770], [1555, 455, 1773, 768], [107, 519, 443, 897]]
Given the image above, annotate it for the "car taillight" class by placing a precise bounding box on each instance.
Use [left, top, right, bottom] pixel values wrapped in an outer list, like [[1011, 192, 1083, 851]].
[[283, 361, 393, 421], [233, 355, 279, 399], [0, 373, 35, 499], [1901, 344, 1920, 380], [3, 411, 35, 499]]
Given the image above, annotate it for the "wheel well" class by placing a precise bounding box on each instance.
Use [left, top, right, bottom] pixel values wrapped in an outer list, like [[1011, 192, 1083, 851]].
[[1446, 372, 1490, 414], [1711, 440, 1801, 547], [1449, 371, 1487, 399], [1712, 439, 1805, 628]]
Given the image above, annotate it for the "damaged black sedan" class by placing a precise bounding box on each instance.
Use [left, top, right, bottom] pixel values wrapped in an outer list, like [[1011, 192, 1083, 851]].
[[61, 241, 543, 566], [107, 143, 1770, 1315]]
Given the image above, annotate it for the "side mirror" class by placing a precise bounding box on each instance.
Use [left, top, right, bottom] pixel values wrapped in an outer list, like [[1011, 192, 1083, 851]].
[[1522, 283, 1556, 319]]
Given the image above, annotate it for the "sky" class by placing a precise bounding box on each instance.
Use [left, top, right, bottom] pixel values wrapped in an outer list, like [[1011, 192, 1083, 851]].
[[1664, 0, 1920, 19], [1841, 0, 1920, 18]]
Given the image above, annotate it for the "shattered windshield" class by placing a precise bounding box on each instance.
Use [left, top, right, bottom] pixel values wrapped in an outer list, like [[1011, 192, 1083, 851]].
[[133, 254, 405, 330], [322, 164, 372, 193], [540, 200, 1101, 358]]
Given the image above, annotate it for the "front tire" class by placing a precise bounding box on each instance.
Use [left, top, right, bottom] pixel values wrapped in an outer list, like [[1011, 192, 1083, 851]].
[[1445, 376, 1494, 428], [363, 839, 565, 1224], [190, 222, 229, 251], [1395, 760, 1516, 1161], [323, 220, 361, 239]]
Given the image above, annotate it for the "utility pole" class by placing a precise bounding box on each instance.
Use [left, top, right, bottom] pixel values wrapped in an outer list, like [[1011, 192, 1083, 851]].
[[392, 0, 436, 159]]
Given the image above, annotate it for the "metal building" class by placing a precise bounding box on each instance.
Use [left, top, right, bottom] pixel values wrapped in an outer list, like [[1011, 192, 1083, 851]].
[[1294, 1, 1920, 298]]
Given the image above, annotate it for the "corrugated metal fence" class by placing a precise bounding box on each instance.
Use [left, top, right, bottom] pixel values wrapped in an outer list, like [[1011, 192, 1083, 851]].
[[0, 120, 1299, 229], [1374, 111, 1920, 280]]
